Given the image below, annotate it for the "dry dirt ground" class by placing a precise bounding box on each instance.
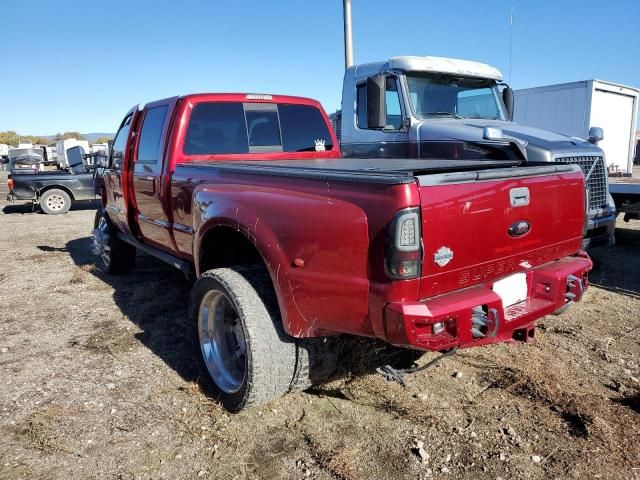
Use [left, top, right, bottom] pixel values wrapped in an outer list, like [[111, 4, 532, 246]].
[[0, 171, 638, 480]]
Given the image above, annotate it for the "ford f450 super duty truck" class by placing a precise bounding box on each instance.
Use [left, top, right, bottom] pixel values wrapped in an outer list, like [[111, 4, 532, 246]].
[[94, 92, 592, 411], [332, 56, 616, 248]]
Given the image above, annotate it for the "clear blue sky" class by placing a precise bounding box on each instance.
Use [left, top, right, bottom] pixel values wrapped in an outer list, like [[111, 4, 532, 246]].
[[1, 0, 638, 135]]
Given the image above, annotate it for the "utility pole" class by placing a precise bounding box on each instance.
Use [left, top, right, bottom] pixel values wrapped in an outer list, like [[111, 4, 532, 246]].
[[509, 4, 514, 83], [343, 0, 354, 69]]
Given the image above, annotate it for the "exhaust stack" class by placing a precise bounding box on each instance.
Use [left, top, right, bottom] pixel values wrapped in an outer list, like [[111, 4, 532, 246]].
[[343, 0, 354, 69]]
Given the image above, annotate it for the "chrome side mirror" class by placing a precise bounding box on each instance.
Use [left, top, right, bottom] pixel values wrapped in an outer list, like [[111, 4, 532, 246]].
[[588, 127, 604, 145]]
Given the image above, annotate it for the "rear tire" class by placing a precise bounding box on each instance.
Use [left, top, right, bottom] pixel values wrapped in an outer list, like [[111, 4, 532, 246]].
[[92, 209, 136, 274], [191, 267, 297, 411], [40, 189, 71, 215]]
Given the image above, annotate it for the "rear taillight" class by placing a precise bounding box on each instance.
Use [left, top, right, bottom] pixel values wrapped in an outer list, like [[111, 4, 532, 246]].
[[385, 207, 422, 279], [7, 179, 14, 191]]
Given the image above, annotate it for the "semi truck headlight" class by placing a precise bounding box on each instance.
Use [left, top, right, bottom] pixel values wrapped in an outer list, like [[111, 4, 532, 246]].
[[386, 208, 422, 279]]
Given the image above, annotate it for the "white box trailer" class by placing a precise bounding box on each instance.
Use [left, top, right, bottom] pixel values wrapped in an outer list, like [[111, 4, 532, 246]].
[[514, 80, 639, 175], [55, 138, 90, 169]]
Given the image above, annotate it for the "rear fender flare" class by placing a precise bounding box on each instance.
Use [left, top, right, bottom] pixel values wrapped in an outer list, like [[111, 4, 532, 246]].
[[194, 199, 296, 336], [191, 184, 371, 338], [37, 184, 76, 201]]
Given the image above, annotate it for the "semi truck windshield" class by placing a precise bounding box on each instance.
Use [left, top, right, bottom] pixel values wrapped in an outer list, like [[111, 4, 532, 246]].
[[406, 74, 505, 120]]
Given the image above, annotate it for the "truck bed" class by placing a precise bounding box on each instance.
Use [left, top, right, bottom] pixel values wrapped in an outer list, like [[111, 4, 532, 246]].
[[8, 170, 95, 201], [182, 158, 526, 184]]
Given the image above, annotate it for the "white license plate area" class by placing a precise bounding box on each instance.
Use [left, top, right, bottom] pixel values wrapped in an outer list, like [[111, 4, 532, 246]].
[[492, 272, 528, 308]]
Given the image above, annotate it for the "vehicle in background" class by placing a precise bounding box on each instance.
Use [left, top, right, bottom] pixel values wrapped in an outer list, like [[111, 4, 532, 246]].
[[609, 175, 640, 222], [514, 80, 639, 175], [332, 56, 616, 249], [93, 92, 592, 411], [55, 138, 90, 169], [514, 80, 640, 225], [7, 147, 44, 174], [90, 143, 109, 153], [0, 145, 8, 171], [7, 145, 98, 214]]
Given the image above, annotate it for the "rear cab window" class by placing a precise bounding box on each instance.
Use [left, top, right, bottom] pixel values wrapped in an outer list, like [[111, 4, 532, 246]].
[[183, 101, 334, 156]]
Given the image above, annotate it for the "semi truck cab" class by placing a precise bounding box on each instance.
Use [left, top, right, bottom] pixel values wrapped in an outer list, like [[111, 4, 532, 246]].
[[337, 56, 616, 248]]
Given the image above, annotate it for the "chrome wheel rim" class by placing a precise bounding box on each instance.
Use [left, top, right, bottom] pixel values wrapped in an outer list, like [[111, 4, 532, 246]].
[[92, 216, 111, 268], [198, 290, 247, 394], [46, 194, 65, 211]]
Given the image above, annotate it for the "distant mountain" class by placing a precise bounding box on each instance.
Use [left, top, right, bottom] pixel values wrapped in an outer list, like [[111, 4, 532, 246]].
[[83, 133, 115, 142], [38, 133, 115, 143]]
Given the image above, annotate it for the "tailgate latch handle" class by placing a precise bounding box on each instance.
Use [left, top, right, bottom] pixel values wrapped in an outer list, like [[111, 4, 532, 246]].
[[510, 187, 530, 207]]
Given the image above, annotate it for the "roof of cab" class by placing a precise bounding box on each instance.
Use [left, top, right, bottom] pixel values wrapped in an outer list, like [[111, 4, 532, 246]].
[[350, 56, 503, 81], [179, 93, 323, 106]]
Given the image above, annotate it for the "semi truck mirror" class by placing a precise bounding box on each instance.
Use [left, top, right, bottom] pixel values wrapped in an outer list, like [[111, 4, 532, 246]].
[[588, 127, 604, 145], [502, 87, 514, 121], [366, 74, 387, 129]]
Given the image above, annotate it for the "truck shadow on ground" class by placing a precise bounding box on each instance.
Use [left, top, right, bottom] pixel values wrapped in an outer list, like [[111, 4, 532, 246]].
[[63, 237, 222, 398], [62, 236, 410, 404], [2, 200, 100, 215], [588, 225, 640, 298]]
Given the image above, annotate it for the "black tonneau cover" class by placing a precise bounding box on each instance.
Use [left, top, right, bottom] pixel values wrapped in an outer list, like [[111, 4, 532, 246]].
[[183, 158, 523, 185]]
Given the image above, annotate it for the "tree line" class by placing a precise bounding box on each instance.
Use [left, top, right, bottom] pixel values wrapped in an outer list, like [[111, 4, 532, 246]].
[[0, 131, 112, 146]]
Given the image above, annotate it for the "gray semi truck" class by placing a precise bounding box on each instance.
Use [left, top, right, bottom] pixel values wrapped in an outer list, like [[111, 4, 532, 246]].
[[332, 55, 616, 248]]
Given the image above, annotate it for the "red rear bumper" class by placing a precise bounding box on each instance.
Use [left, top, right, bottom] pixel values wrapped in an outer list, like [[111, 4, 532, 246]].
[[383, 253, 592, 351]]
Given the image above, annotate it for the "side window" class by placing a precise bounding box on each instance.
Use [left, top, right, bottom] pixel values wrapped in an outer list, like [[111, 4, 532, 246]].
[[356, 76, 403, 130], [278, 105, 333, 152], [385, 77, 402, 130], [245, 107, 282, 151], [110, 115, 132, 168], [184, 103, 249, 155], [137, 106, 168, 163], [357, 84, 367, 129]]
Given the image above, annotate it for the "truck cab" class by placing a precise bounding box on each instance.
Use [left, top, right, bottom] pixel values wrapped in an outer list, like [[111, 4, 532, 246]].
[[337, 56, 616, 248]]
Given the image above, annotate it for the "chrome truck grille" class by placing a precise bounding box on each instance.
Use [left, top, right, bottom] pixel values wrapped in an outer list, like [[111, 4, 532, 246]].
[[554, 156, 608, 210]]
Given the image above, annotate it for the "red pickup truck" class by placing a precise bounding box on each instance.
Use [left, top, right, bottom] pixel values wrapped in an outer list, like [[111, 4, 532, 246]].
[[94, 92, 592, 411]]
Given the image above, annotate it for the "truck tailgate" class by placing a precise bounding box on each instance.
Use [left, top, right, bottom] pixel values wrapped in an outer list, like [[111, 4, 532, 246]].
[[418, 165, 585, 298]]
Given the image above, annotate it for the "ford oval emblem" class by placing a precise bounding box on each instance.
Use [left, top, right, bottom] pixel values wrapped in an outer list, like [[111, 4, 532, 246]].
[[509, 220, 531, 237]]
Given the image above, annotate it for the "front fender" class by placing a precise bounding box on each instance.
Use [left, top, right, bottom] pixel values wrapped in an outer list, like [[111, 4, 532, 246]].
[[192, 183, 372, 338]]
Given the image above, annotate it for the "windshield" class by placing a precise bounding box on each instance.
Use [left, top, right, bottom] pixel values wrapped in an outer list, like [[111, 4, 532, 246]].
[[406, 73, 505, 120]]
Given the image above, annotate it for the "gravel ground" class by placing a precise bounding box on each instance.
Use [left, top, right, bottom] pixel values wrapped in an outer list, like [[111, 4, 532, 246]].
[[0, 171, 638, 480]]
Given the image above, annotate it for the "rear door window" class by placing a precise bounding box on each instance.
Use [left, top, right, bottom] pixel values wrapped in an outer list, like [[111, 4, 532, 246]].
[[279, 105, 333, 152], [137, 106, 168, 164]]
